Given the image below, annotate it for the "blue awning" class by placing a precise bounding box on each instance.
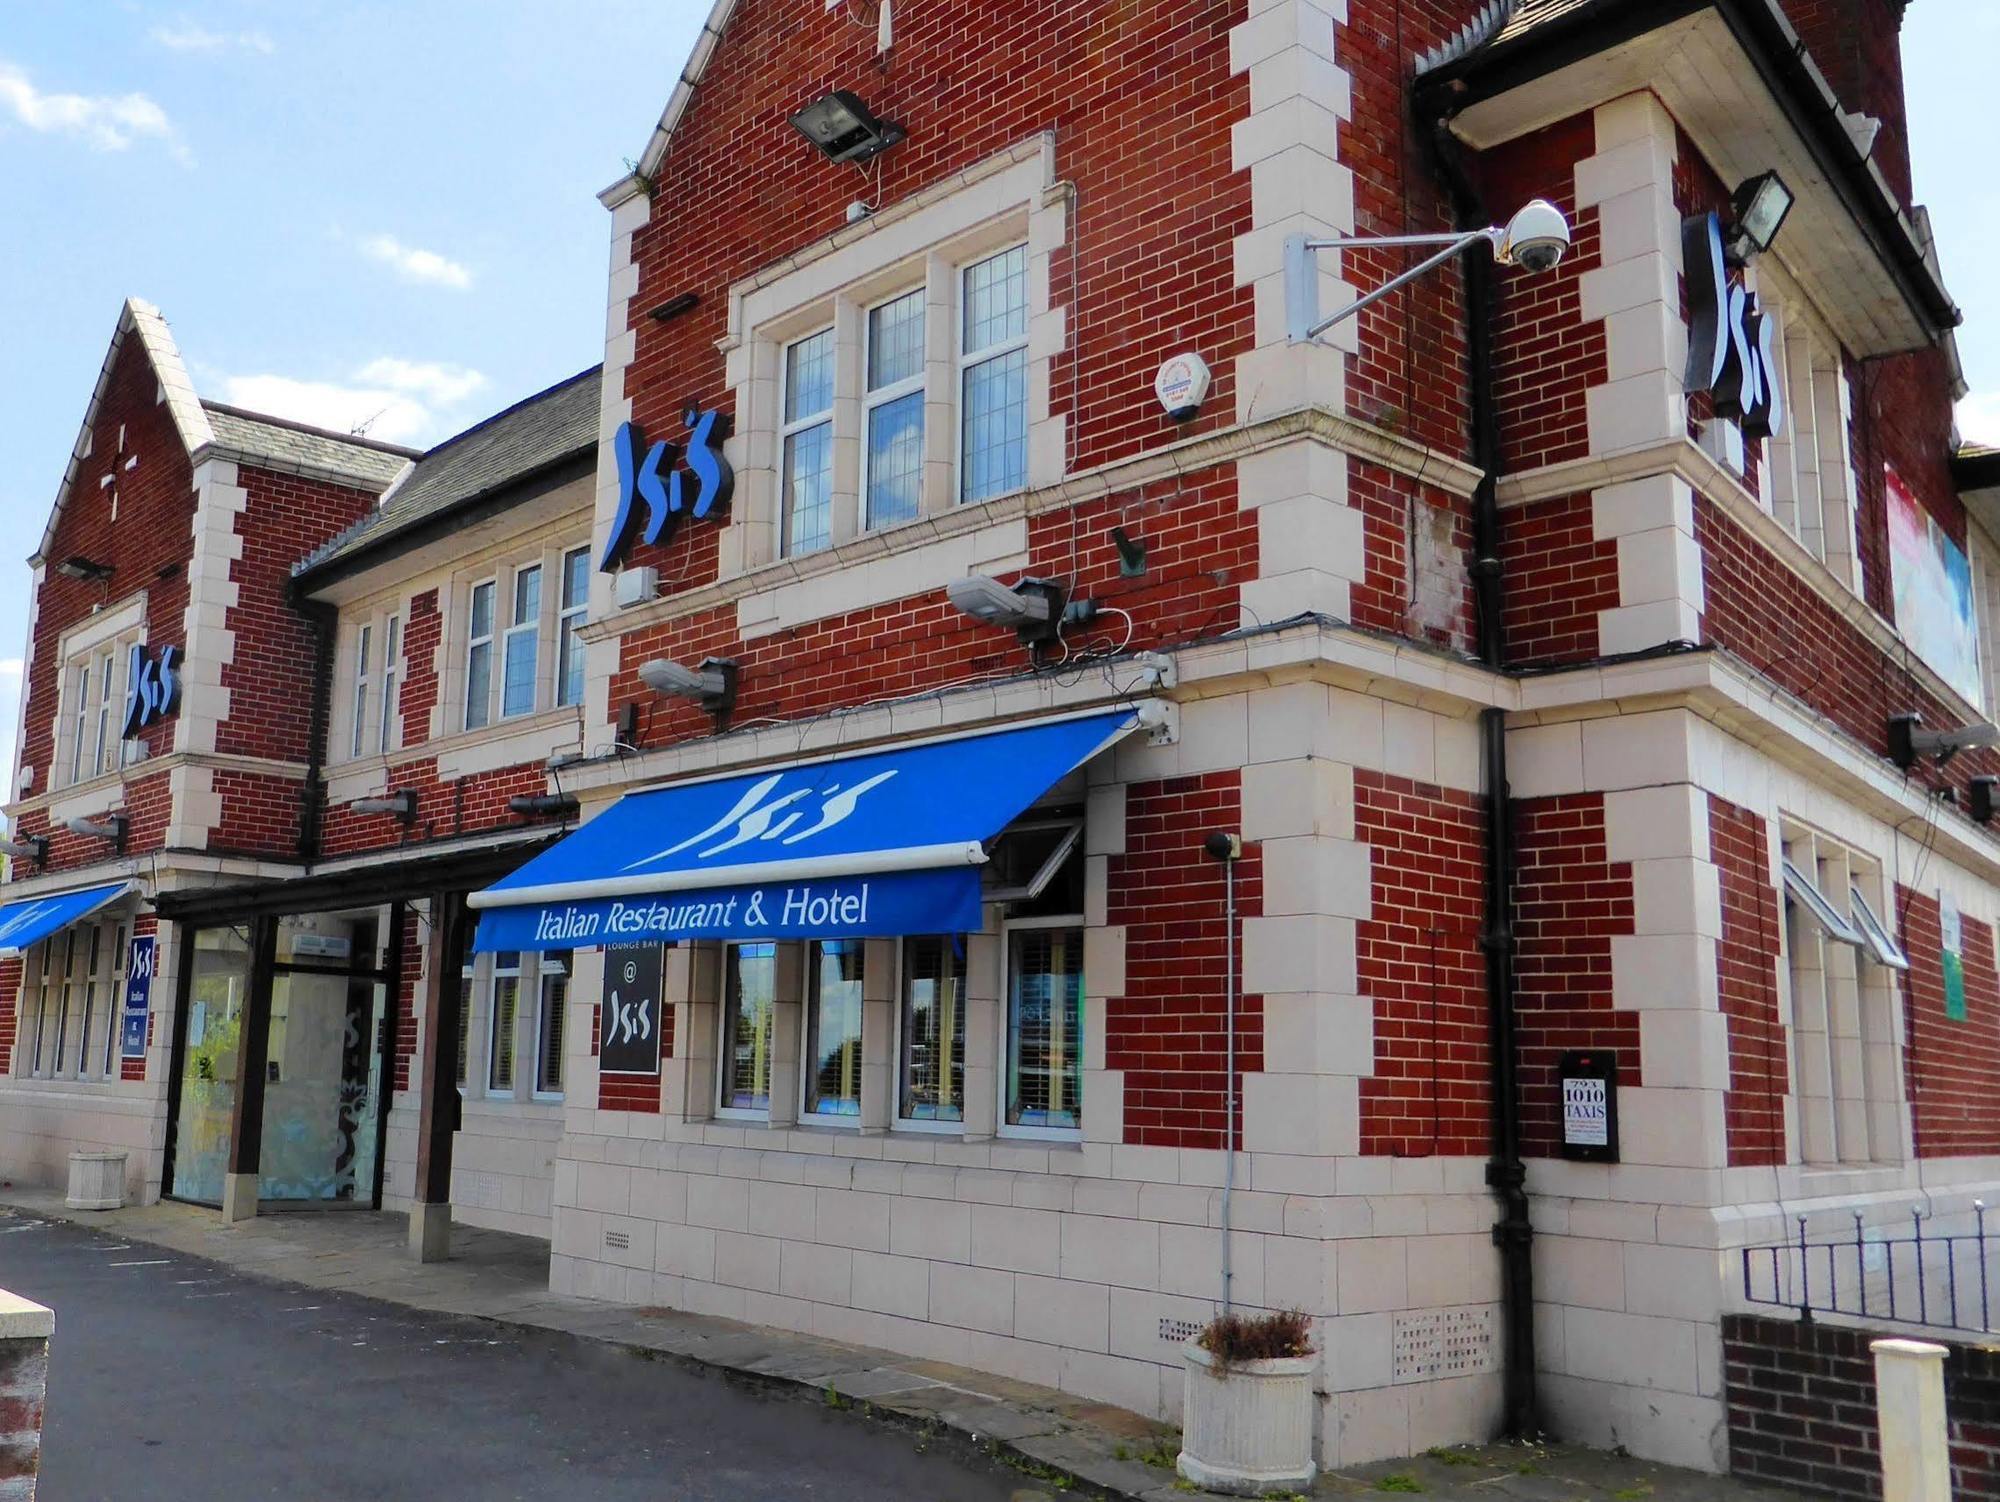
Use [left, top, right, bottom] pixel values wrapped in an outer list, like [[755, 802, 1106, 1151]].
[[468, 707, 1148, 952], [0, 881, 132, 956]]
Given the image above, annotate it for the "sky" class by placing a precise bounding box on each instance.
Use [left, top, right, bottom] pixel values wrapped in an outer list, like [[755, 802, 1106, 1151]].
[[0, 3, 1995, 800]]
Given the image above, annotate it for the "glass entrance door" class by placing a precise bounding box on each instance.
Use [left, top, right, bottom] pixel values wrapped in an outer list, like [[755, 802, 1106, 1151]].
[[169, 926, 254, 1206], [257, 971, 387, 1203]]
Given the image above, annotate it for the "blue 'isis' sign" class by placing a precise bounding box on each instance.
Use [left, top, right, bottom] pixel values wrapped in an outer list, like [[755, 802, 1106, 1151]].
[[599, 408, 734, 572]]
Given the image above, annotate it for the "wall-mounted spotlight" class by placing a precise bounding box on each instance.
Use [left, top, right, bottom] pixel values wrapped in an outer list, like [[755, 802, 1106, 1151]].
[[57, 556, 114, 583], [638, 657, 739, 728], [1725, 170, 1795, 264], [510, 793, 580, 821], [0, 833, 49, 866], [1889, 713, 2000, 770], [946, 574, 1067, 646], [65, 814, 127, 853], [352, 789, 418, 823], [788, 90, 905, 164]]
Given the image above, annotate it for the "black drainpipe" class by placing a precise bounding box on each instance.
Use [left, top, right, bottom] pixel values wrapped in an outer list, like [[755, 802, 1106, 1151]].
[[294, 594, 338, 862], [1420, 92, 1537, 1440]]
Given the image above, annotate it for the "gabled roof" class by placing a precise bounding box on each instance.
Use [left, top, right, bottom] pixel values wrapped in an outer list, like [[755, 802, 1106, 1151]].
[[37, 299, 418, 565], [603, 0, 739, 203], [38, 299, 214, 565], [292, 365, 601, 585]]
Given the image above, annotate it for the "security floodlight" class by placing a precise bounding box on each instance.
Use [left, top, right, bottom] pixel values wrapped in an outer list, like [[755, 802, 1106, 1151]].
[[57, 556, 113, 583], [789, 90, 905, 164], [1889, 713, 2000, 769], [638, 656, 739, 727], [1727, 170, 1795, 262], [1286, 199, 1573, 343], [945, 574, 1068, 646], [0, 834, 48, 866], [64, 814, 127, 852], [352, 789, 417, 821]]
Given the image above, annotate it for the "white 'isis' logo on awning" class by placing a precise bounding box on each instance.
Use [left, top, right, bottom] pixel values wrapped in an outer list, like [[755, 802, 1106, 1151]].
[[622, 770, 898, 871]]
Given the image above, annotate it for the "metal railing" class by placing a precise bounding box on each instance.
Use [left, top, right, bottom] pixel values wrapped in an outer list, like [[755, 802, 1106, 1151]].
[[1742, 1204, 1998, 1335]]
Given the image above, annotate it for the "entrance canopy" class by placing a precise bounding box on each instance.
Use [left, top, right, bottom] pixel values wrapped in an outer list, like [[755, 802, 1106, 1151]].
[[468, 707, 1147, 953], [0, 881, 130, 956]]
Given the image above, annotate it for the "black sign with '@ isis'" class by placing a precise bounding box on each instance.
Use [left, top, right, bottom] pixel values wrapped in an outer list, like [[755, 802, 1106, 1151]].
[[599, 943, 665, 1076]]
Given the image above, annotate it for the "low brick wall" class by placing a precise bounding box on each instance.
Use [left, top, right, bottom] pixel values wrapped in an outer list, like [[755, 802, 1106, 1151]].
[[1723, 1312, 2000, 1499], [0, 1291, 53, 1500]]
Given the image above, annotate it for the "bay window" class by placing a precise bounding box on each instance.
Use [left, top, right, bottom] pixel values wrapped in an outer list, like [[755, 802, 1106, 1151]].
[[1005, 921, 1083, 1135], [898, 935, 966, 1125], [802, 939, 864, 1121], [719, 942, 778, 1116]]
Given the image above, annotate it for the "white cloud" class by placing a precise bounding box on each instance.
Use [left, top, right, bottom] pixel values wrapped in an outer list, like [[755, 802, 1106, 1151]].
[[0, 58, 187, 161], [1958, 392, 2000, 448], [218, 358, 489, 446], [360, 234, 472, 290], [355, 357, 487, 408], [149, 20, 275, 54]]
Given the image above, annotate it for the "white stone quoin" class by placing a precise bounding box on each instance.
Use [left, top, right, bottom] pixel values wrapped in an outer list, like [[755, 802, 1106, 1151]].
[[65, 1150, 127, 1211], [1177, 1342, 1317, 1497]]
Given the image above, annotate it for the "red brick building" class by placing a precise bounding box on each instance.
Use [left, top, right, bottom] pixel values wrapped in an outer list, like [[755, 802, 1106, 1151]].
[[3, 0, 1994, 1476]]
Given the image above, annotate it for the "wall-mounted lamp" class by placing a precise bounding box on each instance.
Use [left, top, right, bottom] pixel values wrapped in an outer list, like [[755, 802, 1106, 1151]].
[[0, 834, 49, 867], [65, 814, 127, 854], [788, 90, 905, 164], [1890, 713, 2000, 770], [1109, 526, 1149, 578], [638, 657, 739, 728], [351, 789, 418, 823], [510, 793, 580, 821], [1971, 777, 1997, 826], [57, 556, 114, 583], [946, 574, 1067, 646], [1726, 170, 1795, 264]]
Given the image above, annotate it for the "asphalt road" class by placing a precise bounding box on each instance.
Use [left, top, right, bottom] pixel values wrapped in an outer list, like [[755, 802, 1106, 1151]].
[[0, 1214, 1032, 1502]]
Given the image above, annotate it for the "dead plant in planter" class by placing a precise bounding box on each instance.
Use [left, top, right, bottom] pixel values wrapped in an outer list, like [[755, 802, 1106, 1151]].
[[1196, 1308, 1314, 1374]]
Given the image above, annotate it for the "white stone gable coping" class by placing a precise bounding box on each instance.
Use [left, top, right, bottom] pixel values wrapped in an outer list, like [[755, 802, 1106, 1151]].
[[602, 0, 739, 206]]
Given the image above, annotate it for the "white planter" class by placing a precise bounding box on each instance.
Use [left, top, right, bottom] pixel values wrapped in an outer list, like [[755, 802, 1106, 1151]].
[[1177, 1340, 1317, 1496], [65, 1151, 127, 1211]]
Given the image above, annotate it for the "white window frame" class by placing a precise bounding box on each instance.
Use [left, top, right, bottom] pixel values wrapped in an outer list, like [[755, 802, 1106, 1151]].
[[18, 919, 129, 1085], [779, 327, 837, 558], [464, 577, 497, 731], [68, 662, 90, 786], [892, 934, 968, 1134], [716, 941, 779, 1122], [532, 953, 568, 1102], [350, 622, 373, 760], [997, 914, 1086, 1142], [91, 650, 117, 779], [798, 938, 866, 1128], [861, 287, 927, 534], [499, 564, 542, 721], [956, 243, 1031, 507], [555, 547, 589, 710], [485, 950, 523, 1098], [378, 614, 401, 754]]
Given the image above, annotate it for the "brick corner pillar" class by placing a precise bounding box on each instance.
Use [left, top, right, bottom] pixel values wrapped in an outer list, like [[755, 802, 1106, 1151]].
[[410, 891, 468, 1263], [0, 1289, 54, 1500]]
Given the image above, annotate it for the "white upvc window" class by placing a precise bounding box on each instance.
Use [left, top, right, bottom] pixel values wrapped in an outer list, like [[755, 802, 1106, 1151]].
[[1001, 917, 1084, 1140], [534, 952, 569, 1100], [862, 288, 926, 532], [18, 919, 129, 1083], [378, 615, 401, 754], [958, 244, 1030, 504], [717, 942, 778, 1119], [91, 650, 117, 779], [350, 623, 373, 760], [1752, 259, 1861, 592], [781, 328, 836, 556], [500, 565, 541, 720], [465, 578, 496, 731], [457, 948, 564, 1105], [60, 632, 141, 789], [68, 663, 90, 785], [800, 938, 865, 1124], [896, 934, 966, 1128], [1779, 823, 1904, 1168], [555, 547, 589, 710], [487, 951, 521, 1095]]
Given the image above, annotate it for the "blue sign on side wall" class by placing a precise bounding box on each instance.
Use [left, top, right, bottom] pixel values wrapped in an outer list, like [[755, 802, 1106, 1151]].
[[121, 934, 156, 1059]]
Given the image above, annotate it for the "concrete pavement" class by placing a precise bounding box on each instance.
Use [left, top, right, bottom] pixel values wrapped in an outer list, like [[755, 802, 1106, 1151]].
[[0, 1192, 1817, 1500]]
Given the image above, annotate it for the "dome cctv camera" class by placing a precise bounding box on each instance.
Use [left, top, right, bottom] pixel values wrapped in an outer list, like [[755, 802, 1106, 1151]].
[[1492, 199, 1571, 274]]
